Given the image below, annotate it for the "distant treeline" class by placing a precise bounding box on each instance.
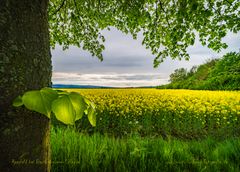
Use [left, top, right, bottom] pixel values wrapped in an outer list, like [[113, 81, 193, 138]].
[[157, 52, 240, 90]]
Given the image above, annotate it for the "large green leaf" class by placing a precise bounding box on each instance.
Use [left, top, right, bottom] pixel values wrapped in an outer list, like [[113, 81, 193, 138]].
[[69, 92, 87, 121], [22, 88, 58, 118], [51, 92, 89, 125], [52, 95, 76, 125]]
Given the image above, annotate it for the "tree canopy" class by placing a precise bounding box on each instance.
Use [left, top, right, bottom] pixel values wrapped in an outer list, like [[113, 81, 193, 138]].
[[48, 0, 240, 67]]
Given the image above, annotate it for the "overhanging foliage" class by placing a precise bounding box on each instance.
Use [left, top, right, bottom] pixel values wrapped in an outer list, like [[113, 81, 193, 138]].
[[49, 0, 240, 67]]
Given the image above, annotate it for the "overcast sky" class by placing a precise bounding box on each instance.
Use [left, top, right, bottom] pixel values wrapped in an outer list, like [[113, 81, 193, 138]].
[[52, 28, 239, 87]]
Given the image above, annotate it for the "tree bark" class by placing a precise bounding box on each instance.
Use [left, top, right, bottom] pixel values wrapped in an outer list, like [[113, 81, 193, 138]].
[[0, 0, 51, 171]]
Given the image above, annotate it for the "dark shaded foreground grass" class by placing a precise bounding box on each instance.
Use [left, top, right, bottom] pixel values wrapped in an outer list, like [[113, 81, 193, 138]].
[[51, 127, 240, 172]]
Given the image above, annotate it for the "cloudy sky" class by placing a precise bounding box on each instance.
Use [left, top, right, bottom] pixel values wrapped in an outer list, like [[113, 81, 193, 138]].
[[52, 28, 239, 87]]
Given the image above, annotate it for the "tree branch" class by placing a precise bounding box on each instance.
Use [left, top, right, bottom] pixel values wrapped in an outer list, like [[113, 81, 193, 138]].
[[51, 0, 66, 16], [154, 1, 158, 27], [224, 0, 232, 6], [159, 0, 170, 27], [73, 0, 83, 27], [208, 0, 222, 17]]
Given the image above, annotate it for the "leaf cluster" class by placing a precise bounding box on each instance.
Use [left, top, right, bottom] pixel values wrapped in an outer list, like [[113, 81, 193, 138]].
[[49, 0, 240, 67], [13, 88, 96, 126]]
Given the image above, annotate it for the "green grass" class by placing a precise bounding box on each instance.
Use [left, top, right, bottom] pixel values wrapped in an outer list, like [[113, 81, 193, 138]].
[[51, 127, 240, 172]]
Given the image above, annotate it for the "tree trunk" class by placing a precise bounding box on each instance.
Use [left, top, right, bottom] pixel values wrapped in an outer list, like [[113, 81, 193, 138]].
[[0, 0, 51, 171]]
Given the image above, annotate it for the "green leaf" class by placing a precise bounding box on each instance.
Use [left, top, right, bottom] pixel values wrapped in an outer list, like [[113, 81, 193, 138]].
[[52, 95, 76, 125], [56, 90, 70, 95], [84, 98, 96, 109], [69, 92, 87, 121], [84, 98, 96, 127], [87, 107, 96, 127], [22, 88, 58, 118], [13, 96, 23, 107]]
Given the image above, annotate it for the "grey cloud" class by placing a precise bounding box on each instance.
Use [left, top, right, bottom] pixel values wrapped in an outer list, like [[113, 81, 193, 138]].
[[100, 74, 161, 81], [52, 73, 166, 87], [51, 27, 239, 86]]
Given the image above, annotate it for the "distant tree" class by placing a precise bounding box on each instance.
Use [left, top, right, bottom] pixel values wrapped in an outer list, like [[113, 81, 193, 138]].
[[169, 68, 188, 82], [210, 52, 240, 76], [193, 58, 218, 80], [208, 52, 240, 90], [188, 66, 198, 77], [1, 0, 239, 171], [160, 53, 239, 90]]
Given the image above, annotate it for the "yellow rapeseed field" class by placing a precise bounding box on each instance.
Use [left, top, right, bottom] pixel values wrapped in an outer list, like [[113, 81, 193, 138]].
[[66, 89, 240, 137]]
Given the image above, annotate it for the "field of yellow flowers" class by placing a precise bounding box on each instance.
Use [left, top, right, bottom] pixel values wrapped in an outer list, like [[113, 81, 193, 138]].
[[65, 89, 240, 139]]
